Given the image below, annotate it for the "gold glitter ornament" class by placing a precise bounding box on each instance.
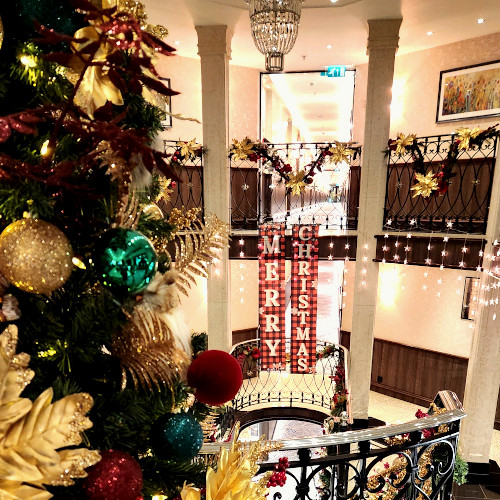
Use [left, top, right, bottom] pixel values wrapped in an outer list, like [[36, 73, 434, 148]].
[[0, 218, 74, 295], [142, 203, 164, 220]]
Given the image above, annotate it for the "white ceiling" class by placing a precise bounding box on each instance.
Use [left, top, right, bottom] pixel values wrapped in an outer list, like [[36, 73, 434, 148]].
[[143, 0, 500, 71]]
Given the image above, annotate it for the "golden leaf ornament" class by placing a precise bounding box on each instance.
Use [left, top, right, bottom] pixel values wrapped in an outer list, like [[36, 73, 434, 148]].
[[456, 127, 480, 150], [230, 138, 255, 161], [0, 325, 100, 498], [411, 171, 439, 198], [328, 141, 355, 164], [285, 170, 307, 195], [394, 133, 416, 155]]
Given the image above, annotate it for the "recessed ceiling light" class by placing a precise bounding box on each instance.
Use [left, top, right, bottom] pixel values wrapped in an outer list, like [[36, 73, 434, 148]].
[[330, 0, 339, 3], [327, 44, 332, 49], [477, 18, 485, 24], [426, 31, 433, 36], [174, 40, 180, 45]]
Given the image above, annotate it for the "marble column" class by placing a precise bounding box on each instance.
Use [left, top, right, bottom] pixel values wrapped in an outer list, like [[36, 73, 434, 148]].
[[196, 25, 233, 352], [460, 140, 500, 465], [349, 19, 402, 420]]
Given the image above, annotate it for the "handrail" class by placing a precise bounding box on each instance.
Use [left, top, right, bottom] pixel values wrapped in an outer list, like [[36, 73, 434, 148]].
[[200, 390, 465, 454]]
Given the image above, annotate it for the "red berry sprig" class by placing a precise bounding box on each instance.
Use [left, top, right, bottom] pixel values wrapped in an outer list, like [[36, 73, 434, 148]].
[[267, 457, 290, 488]]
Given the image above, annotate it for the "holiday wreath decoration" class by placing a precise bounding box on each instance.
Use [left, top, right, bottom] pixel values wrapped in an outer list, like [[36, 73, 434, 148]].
[[387, 125, 499, 199], [229, 138, 358, 195]]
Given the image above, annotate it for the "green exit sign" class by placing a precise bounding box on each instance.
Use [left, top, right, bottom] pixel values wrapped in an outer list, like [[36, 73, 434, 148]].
[[322, 65, 346, 77]]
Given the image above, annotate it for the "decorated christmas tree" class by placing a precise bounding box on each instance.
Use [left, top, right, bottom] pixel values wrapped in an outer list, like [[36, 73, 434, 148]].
[[0, 1, 242, 498]]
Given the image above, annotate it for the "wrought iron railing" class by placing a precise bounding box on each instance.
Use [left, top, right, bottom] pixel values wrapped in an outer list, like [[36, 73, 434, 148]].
[[229, 339, 351, 418], [162, 140, 204, 217], [231, 143, 361, 230], [385, 133, 498, 233], [201, 390, 465, 500]]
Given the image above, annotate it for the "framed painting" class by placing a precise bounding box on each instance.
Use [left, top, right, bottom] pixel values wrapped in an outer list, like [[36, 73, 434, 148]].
[[436, 60, 500, 123], [159, 77, 173, 128]]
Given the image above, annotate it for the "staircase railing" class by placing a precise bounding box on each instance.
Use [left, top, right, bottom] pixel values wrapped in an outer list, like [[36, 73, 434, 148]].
[[201, 390, 465, 500]]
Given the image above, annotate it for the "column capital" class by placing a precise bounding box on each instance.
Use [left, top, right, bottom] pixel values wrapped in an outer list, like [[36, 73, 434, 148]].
[[366, 18, 402, 54], [196, 25, 233, 58]]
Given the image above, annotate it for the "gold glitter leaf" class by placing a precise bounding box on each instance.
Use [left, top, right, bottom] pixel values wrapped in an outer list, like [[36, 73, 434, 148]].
[[0, 326, 99, 498], [172, 215, 230, 296], [181, 423, 282, 500], [112, 307, 189, 391], [411, 171, 439, 198]]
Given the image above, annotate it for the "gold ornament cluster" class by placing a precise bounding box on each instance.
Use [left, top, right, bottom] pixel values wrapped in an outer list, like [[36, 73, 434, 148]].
[[0, 325, 100, 499], [181, 423, 282, 500], [0, 218, 73, 295]]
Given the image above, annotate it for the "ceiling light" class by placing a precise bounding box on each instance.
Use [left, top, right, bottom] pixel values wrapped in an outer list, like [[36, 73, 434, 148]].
[[245, 0, 303, 72], [330, 0, 339, 3], [327, 44, 332, 49], [174, 40, 180, 45], [477, 18, 485, 24], [426, 31, 433, 36]]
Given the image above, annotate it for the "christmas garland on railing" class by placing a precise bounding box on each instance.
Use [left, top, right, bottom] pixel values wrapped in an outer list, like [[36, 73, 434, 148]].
[[387, 125, 499, 199], [167, 138, 204, 168], [229, 137, 358, 195]]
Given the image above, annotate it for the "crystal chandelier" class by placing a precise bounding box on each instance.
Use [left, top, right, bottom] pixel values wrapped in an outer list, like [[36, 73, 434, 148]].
[[245, 0, 303, 72]]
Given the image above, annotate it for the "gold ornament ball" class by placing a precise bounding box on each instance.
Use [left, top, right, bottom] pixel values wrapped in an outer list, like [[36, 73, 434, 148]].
[[142, 203, 163, 220], [0, 218, 74, 295]]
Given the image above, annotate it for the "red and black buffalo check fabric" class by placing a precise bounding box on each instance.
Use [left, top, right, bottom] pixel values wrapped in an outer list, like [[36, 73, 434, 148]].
[[258, 223, 286, 370], [290, 225, 319, 373]]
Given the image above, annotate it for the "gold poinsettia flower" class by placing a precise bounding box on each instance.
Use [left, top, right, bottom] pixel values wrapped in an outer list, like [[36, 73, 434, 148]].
[[68, 26, 124, 118], [411, 171, 439, 198], [328, 141, 355, 164], [230, 137, 255, 161], [394, 133, 416, 155], [180, 425, 277, 500], [178, 139, 201, 159], [456, 127, 481, 150], [286, 170, 307, 195]]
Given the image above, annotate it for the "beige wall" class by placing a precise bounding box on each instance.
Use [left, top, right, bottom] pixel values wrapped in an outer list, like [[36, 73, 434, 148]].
[[352, 32, 500, 140], [342, 263, 476, 358], [230, 260, 259, 330], [154, 54, 259, 145]]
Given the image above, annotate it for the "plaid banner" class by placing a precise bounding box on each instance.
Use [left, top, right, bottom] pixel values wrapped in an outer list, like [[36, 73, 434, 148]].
[[258, 223, 286, 370], [290, 225, 319, 373]]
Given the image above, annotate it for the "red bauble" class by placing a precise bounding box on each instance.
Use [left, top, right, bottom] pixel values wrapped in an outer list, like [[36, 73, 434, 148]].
[[187, 350, 243, 405], [83, 450, 143, 500]]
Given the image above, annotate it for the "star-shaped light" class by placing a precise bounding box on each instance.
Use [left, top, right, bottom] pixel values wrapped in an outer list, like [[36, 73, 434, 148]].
[[411, 171, 438, 198], [456, 127, 480, 150], [285, 170, 307, 195]]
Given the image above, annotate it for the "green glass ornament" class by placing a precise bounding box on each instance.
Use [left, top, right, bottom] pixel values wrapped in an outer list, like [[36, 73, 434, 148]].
[[151, 413, 204, 462], [94, 228, 157, 295]]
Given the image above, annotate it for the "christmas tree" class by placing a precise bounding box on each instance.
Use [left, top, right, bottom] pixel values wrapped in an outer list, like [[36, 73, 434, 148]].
[[0, 1, 236, 498]]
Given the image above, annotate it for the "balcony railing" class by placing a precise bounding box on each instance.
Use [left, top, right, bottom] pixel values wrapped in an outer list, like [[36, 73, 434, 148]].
[[162, 140, 204, 217], [384, 133, 498, 234], [229, 339, 351, 419], [230, 143, 361, 230], [201, 390, 465, 500]]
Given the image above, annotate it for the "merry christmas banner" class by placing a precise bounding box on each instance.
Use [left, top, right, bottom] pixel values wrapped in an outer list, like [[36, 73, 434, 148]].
[[258, 223, 286, 370], [290, 225, 319, 373]]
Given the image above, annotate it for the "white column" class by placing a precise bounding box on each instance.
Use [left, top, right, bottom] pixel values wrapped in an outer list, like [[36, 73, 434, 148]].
[[349, 19, 402, 420], [460, 141, 500, 465], [196, 25, 233, 352]]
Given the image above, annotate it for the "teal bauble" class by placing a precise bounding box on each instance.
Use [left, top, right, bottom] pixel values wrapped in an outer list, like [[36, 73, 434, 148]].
[[94, 228, 157, 295], [151, 413, 204, 461]]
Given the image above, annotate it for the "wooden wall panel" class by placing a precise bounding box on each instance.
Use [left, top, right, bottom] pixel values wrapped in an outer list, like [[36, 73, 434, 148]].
[[496, 389, 500, 431]]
